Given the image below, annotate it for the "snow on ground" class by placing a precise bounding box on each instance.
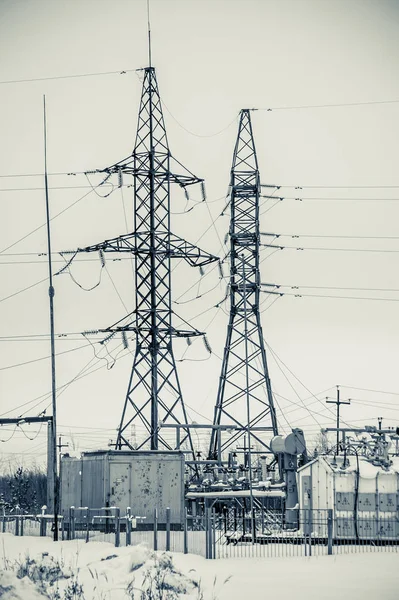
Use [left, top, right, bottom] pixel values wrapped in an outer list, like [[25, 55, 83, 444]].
[[0, 533, 398, 599]]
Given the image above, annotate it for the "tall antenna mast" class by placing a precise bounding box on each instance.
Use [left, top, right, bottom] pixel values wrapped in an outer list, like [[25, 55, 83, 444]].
[[209, 109, 279, 461], [43, 96, 58, 541]]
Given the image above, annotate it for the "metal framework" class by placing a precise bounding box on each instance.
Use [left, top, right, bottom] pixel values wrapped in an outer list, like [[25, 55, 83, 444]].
[[209, 109, 279, 460], [74, 67, 218, 453]]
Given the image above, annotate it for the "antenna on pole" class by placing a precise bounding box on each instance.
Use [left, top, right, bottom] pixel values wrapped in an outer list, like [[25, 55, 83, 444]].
[[147, 0, 152, 67], [43, 96, 59, 541]]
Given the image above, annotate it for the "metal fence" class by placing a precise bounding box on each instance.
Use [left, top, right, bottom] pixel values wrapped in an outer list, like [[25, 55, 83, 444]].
[[211, 507, 399, 559], [1, 506, 207, 558], [1, 507, 62, 539], [2, 506, 398, 560]]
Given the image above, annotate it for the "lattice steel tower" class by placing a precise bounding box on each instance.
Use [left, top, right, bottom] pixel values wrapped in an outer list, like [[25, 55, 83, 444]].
[[209, 109, 279, 460], [74, 67, 218, 453]]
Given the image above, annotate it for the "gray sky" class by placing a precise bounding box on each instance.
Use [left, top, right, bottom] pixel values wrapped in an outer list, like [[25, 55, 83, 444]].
[[1, 0, 399, 466]]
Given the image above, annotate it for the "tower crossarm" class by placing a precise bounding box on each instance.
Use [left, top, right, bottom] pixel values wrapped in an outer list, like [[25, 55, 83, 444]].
[[169, 233, 219, 267], [70, 232, 218, 268], [75, 233, 138, 255], [89, 164, 203, 188]]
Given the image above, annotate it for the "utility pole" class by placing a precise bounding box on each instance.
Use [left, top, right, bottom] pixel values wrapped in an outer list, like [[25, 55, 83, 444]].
[[43, 96, 58, 541], [57, 435, 68, 467], [326, 386, 350, 455], [378, 417, 383, 431], [209, 109, 279, 462]]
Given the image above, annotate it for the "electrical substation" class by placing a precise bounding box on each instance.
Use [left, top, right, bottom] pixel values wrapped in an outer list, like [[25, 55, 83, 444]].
[[1, 3, 398, 556], [56, 50, 399, 546]]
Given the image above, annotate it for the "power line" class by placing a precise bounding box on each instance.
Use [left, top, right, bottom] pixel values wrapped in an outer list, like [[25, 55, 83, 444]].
[[0, 184, 132, 192], [263, 284, 399, 293], [275, 233, 399, 240], [277, 185, 399, 190], [0, 257, 133, 266], [282, 197, 399, 201], [0, 187, 96, 254], [0, 68, 137, 86], [161, 98, 239, 138], [349, 399, 399, 411], [265, 343, 352, 428], [342, 385, 399, 397], [0, 171, 86, 179], [272, 291, 399, 303], [0, 277, 47, 304], [253, 99, 399, 111], [261, 243, 399, 254], [0, 340, 132, 419], [0, 342, 91, 372]]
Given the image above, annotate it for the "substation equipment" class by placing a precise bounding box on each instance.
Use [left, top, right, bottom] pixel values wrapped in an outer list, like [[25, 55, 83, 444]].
[[298, 427, 399, 541], [59, 57, 399, 544], [61, 450, 184, 525]]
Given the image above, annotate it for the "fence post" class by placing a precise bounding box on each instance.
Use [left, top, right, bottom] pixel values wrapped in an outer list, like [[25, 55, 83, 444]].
[[69, 507, 75, 541], [327, 509, 333, 555], [85, 507, 90, 543], [166, 507, 171, 552], [15, 506, 20, 537], [126, 507, 132, 546], [183, 508, 188, 555], [20, 515, 24, 537], [2, 508, 5, 533], [212, 509, 216, 559], [206, 506, 213, 559], [40, 506, 47, 537], [115, 507, 120, 548], [153, 508, 158, 551]]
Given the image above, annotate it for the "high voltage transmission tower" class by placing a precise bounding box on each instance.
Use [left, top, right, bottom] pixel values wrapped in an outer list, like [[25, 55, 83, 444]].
[[70, 66, 218, 454], [209, 109, 279, 461]]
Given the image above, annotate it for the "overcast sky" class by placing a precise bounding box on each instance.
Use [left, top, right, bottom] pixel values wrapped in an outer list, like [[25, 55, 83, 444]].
[[1, 0, 399, 467]]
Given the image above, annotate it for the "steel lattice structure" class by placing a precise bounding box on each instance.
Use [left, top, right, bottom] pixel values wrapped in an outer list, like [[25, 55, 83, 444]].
[[73, 67, 218, 453], [209, 109, 279, 460]]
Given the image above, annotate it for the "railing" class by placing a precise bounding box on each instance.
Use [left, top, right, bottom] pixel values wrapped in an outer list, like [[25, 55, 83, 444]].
[[212, 508, 399, 559], [1, 507, 63, 539], [3, 505, 397, 560]]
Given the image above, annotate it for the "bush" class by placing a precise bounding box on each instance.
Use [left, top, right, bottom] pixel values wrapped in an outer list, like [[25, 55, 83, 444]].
[[0, 466, 46, 513]]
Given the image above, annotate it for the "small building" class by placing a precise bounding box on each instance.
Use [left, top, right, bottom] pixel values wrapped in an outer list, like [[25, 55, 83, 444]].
[[297, 454, 399, 539], [60, 450, 185, 525]]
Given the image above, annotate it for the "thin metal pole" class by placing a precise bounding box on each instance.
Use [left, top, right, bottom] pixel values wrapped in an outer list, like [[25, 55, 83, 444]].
[[43, 96, 58, 541], [336, 386, 340, 452], [147, 0, 152, 67], [242, 254, 255, 543]]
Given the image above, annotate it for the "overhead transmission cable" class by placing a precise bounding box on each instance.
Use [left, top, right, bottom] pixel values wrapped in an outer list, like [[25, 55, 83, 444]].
[[0, 342, 92, 372], [265, 342, 352, 428], [161, 98, 239, 139], [0, 186, 100, 254], [0, 68, 138, 86], [252, 98, 399, 111]]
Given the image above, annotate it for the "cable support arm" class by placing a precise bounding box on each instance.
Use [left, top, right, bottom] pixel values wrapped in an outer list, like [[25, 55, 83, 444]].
[[68, 231, 218, 268], [74, 233, 138, 255], [85, 161, 204, 189], [168, 233, 219, 267], [86, 324, 205, 339]]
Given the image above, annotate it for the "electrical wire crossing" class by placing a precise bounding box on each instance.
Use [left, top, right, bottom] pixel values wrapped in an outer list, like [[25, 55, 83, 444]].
[[208, 109, 279, 461]]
